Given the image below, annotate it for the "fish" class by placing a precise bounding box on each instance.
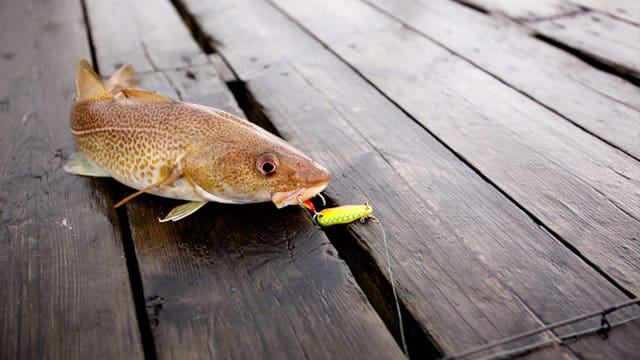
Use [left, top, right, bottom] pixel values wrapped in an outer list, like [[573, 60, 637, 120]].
[[65, 59, 331, 221]]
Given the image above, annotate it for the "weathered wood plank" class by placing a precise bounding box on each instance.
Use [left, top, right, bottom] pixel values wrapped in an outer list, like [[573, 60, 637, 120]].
[[86, 1, 406, 357], [272, 0, 640, 293], [366, 0, 640, 160], [0, 0, 143, 358], [531, 11, 640, 80], [181, 0, 640, 356], [458, 0, 581, 20], [567, 0, 640, 25], [85, 0, 208, 73]]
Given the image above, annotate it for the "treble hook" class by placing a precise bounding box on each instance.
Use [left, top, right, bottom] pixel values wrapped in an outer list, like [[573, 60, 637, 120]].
[[317, 192, 327, 206]]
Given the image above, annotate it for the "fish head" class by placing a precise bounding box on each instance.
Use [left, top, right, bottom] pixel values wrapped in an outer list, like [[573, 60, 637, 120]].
[[183, 138, 331, 208]]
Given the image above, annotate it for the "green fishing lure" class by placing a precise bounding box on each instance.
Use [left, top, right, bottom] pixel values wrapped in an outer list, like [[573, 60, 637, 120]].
[[302, 200, 374, 226]]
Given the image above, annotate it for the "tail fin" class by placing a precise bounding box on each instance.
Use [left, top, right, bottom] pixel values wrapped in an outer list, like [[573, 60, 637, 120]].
[[105, 64, 138, 95], [75, 59, 114, 102]]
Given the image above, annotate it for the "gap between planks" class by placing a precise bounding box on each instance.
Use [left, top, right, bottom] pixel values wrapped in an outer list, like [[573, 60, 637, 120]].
[[79, 1, 159, 354]]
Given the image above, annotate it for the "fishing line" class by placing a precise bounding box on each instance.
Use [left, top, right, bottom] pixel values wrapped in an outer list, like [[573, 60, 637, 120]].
[[377, 218, 410, 358], [477, 313, 640, 360], [446, 297, 640, 359]]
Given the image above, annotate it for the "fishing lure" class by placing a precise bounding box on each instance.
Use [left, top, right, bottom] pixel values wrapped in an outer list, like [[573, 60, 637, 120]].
[[301, 198, 375, 226], [315, 204, 375, 226]]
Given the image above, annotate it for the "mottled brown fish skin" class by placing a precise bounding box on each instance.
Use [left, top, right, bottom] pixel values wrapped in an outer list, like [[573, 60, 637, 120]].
[[70, 98, 331, 205]]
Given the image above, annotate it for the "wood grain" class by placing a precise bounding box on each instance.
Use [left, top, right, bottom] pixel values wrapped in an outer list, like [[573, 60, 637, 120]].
[[531, 11, 640, 80], [0, 0, 143, 358], [84, 0, 208, 73], [180, 0, 640, 356], [86, 2, 406, 357], [457, 0, 581, 20], [273, 0, 640, 295], [365, 0, 640, 160], [567, 0, 640, 25]]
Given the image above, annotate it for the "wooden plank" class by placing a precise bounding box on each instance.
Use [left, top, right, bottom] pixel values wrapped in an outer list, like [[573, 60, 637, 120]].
[[0, 0, 144, 359], [458, 0, 581, 20], [85, 1, 405, 357], [180, 0, 640, 357], [458, 0, 640, 41], [272, 0, 640, 293], [364, 0, 640, 161], [85, 0, 208, 73], [531, 11, 640, 80], [567, 0, 640, 25], [454, 1, 640, 80]]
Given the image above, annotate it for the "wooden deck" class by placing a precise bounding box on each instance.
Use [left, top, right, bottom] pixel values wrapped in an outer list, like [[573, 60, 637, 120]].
[[1, 0, 639, 358]]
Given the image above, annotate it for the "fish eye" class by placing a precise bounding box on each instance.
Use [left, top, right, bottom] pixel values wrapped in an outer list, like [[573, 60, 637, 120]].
[[256, 153, 279, 176]]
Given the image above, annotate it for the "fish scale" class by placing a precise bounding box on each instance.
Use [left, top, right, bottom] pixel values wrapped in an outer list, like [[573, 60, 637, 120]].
[[72, 104, 184, 187]]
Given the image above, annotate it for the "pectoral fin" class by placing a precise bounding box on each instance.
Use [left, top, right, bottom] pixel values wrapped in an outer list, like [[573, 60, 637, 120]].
[[160, 201, 207, 222], [114, 172, 181, 208], [64, 151, 110, 177]]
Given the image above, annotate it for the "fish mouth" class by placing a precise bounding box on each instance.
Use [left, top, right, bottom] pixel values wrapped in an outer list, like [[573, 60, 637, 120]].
[[271, 183, 329, 209]]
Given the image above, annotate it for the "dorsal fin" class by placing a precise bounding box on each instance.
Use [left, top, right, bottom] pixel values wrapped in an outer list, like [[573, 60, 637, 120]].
[[121, 89, 177, 104], [105, 64, 138, 95], [75, 59, 114, 102]]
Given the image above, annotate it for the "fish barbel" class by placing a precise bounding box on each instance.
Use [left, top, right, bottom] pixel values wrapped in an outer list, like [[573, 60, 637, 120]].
[[65, 60, 331, 221]]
